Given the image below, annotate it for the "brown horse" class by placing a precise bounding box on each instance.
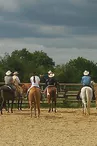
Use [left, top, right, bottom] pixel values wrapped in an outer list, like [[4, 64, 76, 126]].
[[46, 86, 57, 112], [0, 85, 15, 114], [20, 83, 31, 96], [28, 87, 41, 117]]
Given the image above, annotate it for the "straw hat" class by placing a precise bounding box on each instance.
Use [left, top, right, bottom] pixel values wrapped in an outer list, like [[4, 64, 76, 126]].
[[13, 71, 19, 75], [83, 70, 89, 76], [48, 73, 55, 78], [6, 70, 12, 76], [48, 70, 52, 74]]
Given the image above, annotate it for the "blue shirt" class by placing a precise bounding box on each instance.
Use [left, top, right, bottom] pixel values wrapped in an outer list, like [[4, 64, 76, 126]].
[[81, 75, 91, 86]]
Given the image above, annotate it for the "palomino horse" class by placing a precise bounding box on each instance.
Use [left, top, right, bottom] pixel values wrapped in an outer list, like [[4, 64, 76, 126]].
[[80, 86, 93, 115], [28, 87, 41, 117], [0, 85, 15, 114], [15, 84, 24, 110], [46, 86, 57, 112]]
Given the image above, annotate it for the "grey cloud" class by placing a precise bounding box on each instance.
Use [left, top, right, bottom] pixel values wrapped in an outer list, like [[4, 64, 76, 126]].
[[0, 0, 97, 65]]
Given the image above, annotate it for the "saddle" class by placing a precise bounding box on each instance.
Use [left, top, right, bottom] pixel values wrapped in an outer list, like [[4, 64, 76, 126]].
[[0, 85, 14, 92]]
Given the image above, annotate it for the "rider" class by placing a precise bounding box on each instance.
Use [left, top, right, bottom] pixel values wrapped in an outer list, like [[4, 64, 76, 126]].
[[27, 72, 40, 96], [12, 71, 23, 97], [12, 71, 20, 86], [77, 70, 92, 100], [44, 70, 57, 96], [4, 70, 16, 96]]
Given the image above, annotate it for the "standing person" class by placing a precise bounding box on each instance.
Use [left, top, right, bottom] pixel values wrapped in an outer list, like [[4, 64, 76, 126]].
[[4, 70, 16, 95], [13, 71, 20, 86], [27, 72, 40, 95]]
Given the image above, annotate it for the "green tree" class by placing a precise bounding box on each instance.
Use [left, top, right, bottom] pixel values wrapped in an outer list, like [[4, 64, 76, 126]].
[[0, 49, 55, 82]]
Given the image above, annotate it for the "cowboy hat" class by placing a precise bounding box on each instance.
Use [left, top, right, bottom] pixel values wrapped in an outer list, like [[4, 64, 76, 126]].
[[13, 71, 19, 75], [6, 70, 12, 76], [48, 73, 55, 78], [48, 70, 52, 74], [83, 70, 89, 76]]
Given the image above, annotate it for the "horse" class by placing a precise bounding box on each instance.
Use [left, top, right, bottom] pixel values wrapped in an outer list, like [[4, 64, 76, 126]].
[[20, 83, 43, 101], [20, 83, 31, 97], [46, 86, 57, 113], [14, 84, 24, 110], [28, 87, 41, 118], [93, 84, 97, 109], [80, 86, 93, 115], [0, 85, 15, 114]]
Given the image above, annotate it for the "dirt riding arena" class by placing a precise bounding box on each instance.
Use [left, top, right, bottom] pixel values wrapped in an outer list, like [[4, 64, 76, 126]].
[[1, 108, 97, 146]]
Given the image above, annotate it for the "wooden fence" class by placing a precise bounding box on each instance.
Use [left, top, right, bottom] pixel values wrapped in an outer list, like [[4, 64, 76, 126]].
[[0, 82, 82, 99], [0, 82, 93, 108]]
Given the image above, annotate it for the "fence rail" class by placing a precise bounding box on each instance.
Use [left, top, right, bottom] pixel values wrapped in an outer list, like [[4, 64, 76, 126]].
[[0, 82, 82, 98], [0, 82, 96, 107]]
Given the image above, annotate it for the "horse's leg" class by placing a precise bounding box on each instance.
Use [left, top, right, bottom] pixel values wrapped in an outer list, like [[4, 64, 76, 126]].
[[48, 95, 51, 112], [17, 98, 19, 110], [4, 101, 7, 111], [7, 100, 10, 113], [11, 100, 14, 113], [54, 97, 57, 113], [29, 100, 32, 117], [20, 97, 22, 110], [36, 95, 40, 117], [87, 99, 90, 115], [52, 98, 53, 112], [0, 99, 4, 115], [29, 100, 33, 118], [84, 103, 87, 115], [96, 97, 97, 109], [34, 101, 36, 117]]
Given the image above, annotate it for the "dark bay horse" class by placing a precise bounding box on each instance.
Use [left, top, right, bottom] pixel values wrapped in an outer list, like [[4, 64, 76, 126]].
[[46, 86, 57, 112], [0, 85, 15, 114], [28, 87, 41, 118]]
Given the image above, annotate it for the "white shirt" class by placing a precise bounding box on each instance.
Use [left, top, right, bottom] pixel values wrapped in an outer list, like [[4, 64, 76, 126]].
[[13, 75, 20, 85], [30, 76, 40, 87]]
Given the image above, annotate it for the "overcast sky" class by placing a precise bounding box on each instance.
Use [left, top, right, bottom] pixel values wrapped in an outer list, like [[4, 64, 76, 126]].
[[0, 0, 97, 65]]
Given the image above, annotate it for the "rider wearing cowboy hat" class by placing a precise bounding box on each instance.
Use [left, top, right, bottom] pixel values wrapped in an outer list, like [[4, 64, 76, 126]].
[[13, 71, 21, 86], [77, 70, 92, 100], [81, 70, 91, 86], [4, 70, 16, 94], [44, 70, 57, 96]]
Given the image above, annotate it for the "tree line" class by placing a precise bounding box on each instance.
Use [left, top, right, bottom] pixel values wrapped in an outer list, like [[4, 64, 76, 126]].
[[0, 48, 97, 83]]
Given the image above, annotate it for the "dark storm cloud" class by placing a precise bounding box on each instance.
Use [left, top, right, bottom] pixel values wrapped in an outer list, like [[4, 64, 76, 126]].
[[0, 0, 97, 65], [0, 0, 97, 38]]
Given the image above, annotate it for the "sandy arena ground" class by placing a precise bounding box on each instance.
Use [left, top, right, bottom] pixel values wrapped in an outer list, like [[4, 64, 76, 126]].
[[0, 107, 97, 146]]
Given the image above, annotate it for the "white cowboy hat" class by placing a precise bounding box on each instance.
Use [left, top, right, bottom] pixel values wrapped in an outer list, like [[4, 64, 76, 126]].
[[83, 70, 89, 76], [48, 70, 52, 74], [6, 70, 12, 76], [48, 73, 55, 78], [13, 71, 19, 75]]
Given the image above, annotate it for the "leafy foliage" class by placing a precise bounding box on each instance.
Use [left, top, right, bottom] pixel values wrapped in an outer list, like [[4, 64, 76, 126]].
[[0, 49, 97, 83]]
